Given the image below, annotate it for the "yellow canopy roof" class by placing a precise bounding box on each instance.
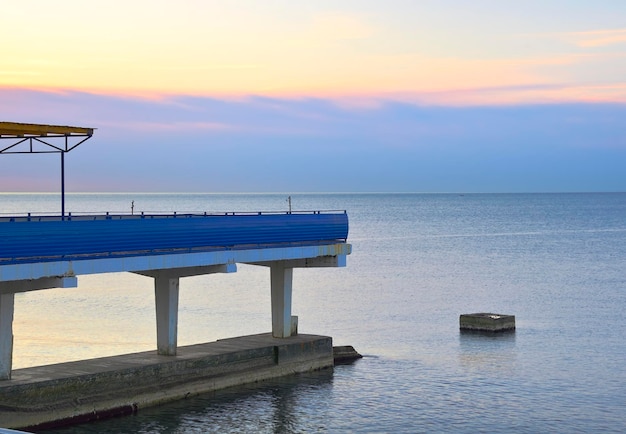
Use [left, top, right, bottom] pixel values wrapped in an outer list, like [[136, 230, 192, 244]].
[[0, 121, 94, 138]]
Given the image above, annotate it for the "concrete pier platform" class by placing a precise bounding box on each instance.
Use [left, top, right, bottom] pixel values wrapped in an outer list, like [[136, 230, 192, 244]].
[[0, 333, 333, 430]]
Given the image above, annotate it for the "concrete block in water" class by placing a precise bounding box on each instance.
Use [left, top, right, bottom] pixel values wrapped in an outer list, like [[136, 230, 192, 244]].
[[333, 345, 362, 364], [460, 313, 515, 332]]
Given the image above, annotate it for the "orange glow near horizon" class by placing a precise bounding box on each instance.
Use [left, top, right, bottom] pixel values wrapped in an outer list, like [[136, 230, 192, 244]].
[[2, 2, 626, 105]]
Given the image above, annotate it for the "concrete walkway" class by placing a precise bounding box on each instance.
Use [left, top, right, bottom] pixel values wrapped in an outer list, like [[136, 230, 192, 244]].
[[0, 333, 333, 430]]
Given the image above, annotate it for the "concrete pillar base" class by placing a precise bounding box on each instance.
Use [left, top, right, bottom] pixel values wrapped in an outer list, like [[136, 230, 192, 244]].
[[0, 292, 15, 380], [270, 264, 293, 338], [155, 277, 180, 355]]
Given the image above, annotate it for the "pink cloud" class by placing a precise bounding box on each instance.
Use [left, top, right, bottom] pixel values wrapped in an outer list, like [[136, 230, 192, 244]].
[[571, 28, 626, 48]]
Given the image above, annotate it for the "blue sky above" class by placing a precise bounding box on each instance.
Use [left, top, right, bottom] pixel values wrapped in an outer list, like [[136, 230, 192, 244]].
[[1, 90, 624, 192]]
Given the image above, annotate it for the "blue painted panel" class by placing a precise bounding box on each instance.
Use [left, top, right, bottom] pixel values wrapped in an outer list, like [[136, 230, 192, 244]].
[[0, 212, 348, 264]]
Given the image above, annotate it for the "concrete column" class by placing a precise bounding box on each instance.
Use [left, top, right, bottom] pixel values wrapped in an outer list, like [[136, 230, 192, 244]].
[[0, 292, 15, 380], [270, 263, 293, 338], [154, 276, 179, 355]]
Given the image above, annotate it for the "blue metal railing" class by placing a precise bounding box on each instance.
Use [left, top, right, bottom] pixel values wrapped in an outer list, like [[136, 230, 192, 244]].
[[0, 211, 349, 265], [0, 209, 346, 222]]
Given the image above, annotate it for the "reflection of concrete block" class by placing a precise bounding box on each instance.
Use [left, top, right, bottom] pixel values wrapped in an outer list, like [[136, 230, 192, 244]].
[[460, 313, 516, 332]]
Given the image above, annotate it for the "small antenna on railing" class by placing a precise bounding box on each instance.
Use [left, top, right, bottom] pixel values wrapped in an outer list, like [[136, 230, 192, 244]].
[[287, 195, 292, 213]]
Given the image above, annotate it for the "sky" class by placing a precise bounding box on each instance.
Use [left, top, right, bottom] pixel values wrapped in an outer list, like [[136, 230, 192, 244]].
[[1, 0, 625, 192]]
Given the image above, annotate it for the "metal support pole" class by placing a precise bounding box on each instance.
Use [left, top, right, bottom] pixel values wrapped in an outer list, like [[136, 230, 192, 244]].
[[61, 151, 65, 219]]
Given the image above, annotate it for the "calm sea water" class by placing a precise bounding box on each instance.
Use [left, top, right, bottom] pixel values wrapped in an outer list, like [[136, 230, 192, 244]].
[[2, 192, 625, 433]]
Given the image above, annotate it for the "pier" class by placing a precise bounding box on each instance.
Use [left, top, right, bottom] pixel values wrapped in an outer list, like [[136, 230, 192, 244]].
[[0, 210, 350, 428], [0, 123, 351, 429]]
